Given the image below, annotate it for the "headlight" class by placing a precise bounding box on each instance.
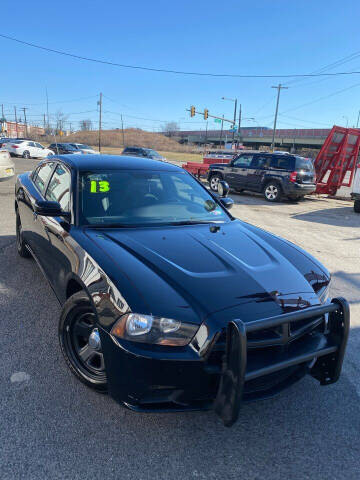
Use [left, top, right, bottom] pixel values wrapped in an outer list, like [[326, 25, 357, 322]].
[[110, 313, 198, 346]]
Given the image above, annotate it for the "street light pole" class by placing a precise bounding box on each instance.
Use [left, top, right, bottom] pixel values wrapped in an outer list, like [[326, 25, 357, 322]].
[[222, 97, 237, 143], [356, 110, 360, 128], [271, 84, 288, 151]]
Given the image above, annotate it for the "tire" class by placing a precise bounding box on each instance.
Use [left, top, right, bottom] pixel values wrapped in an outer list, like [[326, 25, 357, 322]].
[[263, 182, 282, 202], [59, 292, 108, 392], [22, 150, 30, 159], [354, 199, 360, 213], [16, 212, 31, 258], [208, 173, 222, 192]]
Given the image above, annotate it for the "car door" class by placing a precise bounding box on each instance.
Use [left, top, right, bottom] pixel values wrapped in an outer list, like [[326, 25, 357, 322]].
[[23, 161, 56, 263], [34, 142, 45, 158], [42, 163, 73, 295], [245, 154, 270, 191], [27, 141, 38, 157], [224, 154, 253, 189]]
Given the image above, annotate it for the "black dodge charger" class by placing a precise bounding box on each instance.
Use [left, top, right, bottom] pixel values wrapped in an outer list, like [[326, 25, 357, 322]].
[[15, 155, 349, 426]]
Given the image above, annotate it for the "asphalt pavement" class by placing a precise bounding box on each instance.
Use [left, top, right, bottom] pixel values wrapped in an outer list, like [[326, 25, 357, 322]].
[[0, 157, 359, 480]]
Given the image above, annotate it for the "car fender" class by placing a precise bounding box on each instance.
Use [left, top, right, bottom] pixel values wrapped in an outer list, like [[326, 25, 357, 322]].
[[261, 174, 284, 190]]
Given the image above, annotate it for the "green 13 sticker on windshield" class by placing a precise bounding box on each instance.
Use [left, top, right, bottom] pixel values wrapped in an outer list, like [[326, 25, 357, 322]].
[[90, 180, 110, 193]]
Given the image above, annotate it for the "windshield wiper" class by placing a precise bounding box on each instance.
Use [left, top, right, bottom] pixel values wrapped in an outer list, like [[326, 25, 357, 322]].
[[169, 220, 223, 226]]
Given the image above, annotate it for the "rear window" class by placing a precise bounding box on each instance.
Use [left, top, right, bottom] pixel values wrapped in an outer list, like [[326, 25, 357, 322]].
[[270, 155, 295, 170], [295, 157, 314, 172]]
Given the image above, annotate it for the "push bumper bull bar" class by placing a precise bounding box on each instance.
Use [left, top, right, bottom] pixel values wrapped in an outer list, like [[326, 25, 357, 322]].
[[214, 297, 350, 427]]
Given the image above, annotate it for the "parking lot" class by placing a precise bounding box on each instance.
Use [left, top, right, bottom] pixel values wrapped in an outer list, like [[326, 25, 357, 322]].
[[1, 157, 359, 480]]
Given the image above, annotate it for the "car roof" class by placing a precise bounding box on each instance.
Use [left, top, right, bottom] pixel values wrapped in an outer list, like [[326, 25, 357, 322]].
[[48, 154, 180, 172]]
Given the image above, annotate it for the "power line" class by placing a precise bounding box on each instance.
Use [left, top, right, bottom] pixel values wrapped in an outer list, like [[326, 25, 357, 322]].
[[284, 49, 360, 88], [2, 32, 360, 79]]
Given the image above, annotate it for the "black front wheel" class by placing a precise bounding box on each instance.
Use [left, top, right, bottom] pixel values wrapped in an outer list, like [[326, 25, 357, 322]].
[[22, 150, 30, 159], [354, 199, 360, 213], [16, 213, 31, 258], [59, 292, 108, 392]]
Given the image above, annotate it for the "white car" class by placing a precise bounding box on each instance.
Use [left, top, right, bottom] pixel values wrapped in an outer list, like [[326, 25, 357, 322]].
[[4, 140, 54, 159], [70, 143, 99, 154], [0, 150, 15, 181], [351, 167, 360, 213]]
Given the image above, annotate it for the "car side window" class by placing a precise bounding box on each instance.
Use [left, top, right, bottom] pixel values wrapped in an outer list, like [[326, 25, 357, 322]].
[[46, 164, 71, 212], [35, 142, 43, 149], [270, 155, 294, 170], [28, 142, 36, 147], [250, 155, 270, 169], [34, 162, 55, 194], [232, 155, 253, 168]]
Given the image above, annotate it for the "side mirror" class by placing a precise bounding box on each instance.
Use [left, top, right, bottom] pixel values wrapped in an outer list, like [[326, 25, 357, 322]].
[[217, 180, 230, 197], [34, 200, 70, 218], [220, 197, 234, 210]]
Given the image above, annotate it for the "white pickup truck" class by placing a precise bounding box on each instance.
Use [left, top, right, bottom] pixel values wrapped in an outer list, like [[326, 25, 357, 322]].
[[351, 167, 360, 213]]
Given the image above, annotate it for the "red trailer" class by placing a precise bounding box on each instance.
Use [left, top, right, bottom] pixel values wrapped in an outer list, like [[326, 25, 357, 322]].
[[314, 126, 360, 196], [183, 150, 238, 177]]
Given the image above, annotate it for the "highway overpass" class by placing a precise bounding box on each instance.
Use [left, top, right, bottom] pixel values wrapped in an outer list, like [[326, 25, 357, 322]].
[[174, 127, 331, 150]]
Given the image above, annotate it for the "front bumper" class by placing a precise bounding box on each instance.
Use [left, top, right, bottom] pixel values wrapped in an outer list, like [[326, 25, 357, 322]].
[[214, 297, 349, 426], [101, 298, 349, 425]]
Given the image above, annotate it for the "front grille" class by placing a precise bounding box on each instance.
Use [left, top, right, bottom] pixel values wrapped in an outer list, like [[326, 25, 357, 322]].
[[205, 314, 326, 393]]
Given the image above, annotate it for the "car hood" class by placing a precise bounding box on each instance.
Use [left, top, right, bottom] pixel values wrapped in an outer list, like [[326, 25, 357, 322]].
[[83, 220, 329, 324]]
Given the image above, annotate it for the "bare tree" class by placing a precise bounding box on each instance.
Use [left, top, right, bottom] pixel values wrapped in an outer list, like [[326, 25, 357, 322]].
[[79, 119, 93, 131], [55, 110, 68, 133], [162, 121, 180, 137]]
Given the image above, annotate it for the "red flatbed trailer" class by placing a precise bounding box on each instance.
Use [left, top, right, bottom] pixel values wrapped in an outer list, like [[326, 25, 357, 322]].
[[183, 150, 237, 177]]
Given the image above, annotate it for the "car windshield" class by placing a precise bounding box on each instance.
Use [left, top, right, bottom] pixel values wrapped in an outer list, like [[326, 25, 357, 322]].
[[77, 144, 91, 149], [79, 170, 230, 226], [146, 149, 162, 158], [295, 157, 314, 172], [63, 144, 78, 151]]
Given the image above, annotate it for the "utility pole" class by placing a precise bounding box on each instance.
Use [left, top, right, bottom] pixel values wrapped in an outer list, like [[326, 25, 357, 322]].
[[43, 114, 46, 130], [22, 107, 28, 137], [233, 99, 237, 142], [46, 88, 49, 130], [98, 92, 102, 152], [1, 104, 4, 119], [121, 114, 125, 146], [14, 106, 18, 137], [219, 115, 224, 148], [356, 110, 360, 128], [237, 104, 242, 147], [271, 84, 288, 151]]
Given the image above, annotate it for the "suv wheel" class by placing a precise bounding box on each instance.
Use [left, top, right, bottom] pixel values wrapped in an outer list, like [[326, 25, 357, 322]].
[[354, 199, 360, 213], [264, 182, 282, 202], [209, 174, 222, 192], [22, 150, 30, 159]]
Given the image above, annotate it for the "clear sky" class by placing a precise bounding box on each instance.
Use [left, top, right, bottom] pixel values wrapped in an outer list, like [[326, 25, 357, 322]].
[[1, 0, 360, 132]]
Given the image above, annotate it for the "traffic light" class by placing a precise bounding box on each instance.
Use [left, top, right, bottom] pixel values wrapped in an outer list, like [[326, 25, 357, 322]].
[[190, 106, 195, 117], [204, 108, 209, 120]]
